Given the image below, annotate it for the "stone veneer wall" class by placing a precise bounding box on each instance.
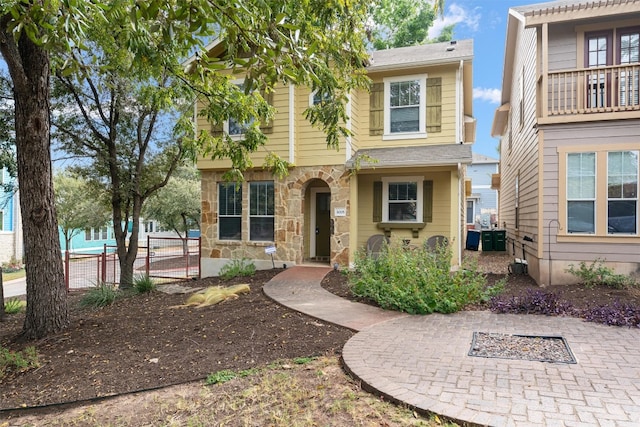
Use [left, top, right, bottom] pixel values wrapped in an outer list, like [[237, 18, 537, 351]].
[[200, 165, 351, 277]]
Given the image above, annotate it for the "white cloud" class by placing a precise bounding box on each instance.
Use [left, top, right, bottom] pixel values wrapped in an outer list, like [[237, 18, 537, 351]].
[[428, 3, 481, 39], [473, 87, 501, 104]]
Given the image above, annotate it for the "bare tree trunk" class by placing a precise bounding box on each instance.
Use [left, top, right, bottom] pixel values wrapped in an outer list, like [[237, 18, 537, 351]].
[[1, 30, 69, 339]]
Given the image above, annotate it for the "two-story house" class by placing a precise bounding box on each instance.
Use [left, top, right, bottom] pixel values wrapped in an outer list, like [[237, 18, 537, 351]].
[[197, 40, 475, 277], [492, 0, 640, 285]]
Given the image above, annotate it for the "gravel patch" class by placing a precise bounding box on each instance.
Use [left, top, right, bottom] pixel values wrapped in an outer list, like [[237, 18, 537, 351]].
[[468, 332, 576, 364]]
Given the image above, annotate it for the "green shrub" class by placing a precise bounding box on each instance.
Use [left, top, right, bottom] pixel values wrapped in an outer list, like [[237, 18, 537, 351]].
[[219, 258, 256, 279], [348, 239, 501, 314], [3, 298, 26, 314], [567, 258, 636, 289], [133, 274, 156, 293], [80, 283, 119, 308], [0, 345, 39, 379]]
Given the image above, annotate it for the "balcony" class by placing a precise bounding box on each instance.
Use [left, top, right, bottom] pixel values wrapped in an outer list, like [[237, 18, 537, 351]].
[[541, 64, 640, 123]]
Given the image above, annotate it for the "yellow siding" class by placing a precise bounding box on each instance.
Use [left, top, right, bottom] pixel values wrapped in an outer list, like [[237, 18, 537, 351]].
[[356, 66, 460, 149], [197, 83, 291, 171], [294, 87, 350, 167], [355, 168, 456, 250]]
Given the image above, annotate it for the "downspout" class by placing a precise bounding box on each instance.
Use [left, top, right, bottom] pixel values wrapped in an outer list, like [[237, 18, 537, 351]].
[[289, 84, 295, 163], [345, 93, 352, 162], [458, 162, 463, 267], [455, 61, 462, 144]]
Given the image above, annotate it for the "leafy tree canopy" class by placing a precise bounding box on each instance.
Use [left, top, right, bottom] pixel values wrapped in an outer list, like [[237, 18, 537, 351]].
[[368, 0, 449, 50]]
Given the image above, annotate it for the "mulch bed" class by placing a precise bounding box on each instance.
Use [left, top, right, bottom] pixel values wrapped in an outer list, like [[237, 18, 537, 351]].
[[0, 270, 352, 412], [3, 263, 640, 414]]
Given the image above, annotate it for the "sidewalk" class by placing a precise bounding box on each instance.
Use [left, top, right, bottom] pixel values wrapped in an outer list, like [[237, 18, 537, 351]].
[[265, 265, 640, 427]]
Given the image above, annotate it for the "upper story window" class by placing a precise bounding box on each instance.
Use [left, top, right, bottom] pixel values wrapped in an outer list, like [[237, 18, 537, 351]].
[[585, 28, 639, 109], [310, 90, 331, 106], [218, 182, 242, 240], [381, 177, 423, 222], [382, 75, 427, 140], [224, 81, 253, 138]]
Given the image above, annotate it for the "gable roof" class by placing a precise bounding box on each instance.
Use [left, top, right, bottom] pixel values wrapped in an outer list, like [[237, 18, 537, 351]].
[[511, 0, 640, 25], [472, 153, 499, 164]]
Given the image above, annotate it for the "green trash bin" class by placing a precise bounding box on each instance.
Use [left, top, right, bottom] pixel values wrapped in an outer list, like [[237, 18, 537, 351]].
[[481, 231, 494, 251], [494, 230, 506, 251]]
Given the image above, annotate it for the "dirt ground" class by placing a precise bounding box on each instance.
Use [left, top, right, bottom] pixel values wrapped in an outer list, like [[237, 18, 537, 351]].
[[2, 251, 640, 425]]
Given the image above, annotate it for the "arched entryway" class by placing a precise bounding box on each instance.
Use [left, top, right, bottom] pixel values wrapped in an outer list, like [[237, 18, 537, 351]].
[[305, 179, 331, 262]]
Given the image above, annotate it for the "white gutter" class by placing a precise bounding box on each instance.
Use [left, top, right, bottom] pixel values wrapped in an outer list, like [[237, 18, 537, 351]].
[[367, 56, 474, 73], [288, 84, 295, 163], [456, 60, 462, 144]]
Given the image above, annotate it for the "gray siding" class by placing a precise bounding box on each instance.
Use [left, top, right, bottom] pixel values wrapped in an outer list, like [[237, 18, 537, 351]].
[[499, 26, 540, 257], [548, 24, 576, 72]]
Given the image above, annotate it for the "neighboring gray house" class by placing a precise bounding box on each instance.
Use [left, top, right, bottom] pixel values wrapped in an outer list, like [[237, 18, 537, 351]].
[[467, 153, 499, 229], [491, 0, 640, 286]]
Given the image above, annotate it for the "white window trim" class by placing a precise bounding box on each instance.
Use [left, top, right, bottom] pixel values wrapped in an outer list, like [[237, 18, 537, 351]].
[[383, 74, 427, 140], [381, 176, 423, 222]]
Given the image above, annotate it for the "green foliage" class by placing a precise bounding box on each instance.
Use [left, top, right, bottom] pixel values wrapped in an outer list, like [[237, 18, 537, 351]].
[[293, 356, 317, 365], [133, 275, 156, 294], [368, 0, 448, 50], [567, 259, 637, 289], [80, 283, 119, 308], [0, 345, 39, 379], [1, 256, 23, 273], [206, 369, 237, 385], [348, 239, 501, 314], [3, 298, 26, 314], [143, 167, 201, 238], [219, 258, 257, 280]]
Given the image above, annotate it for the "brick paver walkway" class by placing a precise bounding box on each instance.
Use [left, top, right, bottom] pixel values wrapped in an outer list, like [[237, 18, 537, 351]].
[[265, 266, 640, 427]]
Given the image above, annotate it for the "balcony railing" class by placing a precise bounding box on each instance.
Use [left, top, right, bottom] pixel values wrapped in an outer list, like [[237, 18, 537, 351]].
[[545, 64, 640, 117]]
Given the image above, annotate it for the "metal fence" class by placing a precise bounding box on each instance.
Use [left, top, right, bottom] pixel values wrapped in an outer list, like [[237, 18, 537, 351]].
[[65, 236, 200, 291]]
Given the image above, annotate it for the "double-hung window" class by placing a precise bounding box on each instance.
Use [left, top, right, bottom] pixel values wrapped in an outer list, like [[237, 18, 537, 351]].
[[250, 181, 274, 241], [218, 182, 242, 240], [382, 177, 422, 222], [607, 151, 638, 234], [383, 75, 426, 139], [225, 80, 254, 138], [567, 153, 596, 234]]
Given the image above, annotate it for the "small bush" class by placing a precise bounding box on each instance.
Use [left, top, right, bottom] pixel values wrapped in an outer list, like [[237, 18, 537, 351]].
[[3, 298, 26, 314], [219, 258, 256, 279], [582, 301, 640, 327], [80, 283, 119, 308], [489, 289, 574, 316], [133, 274, 156, 294], [348, 239, 500, 314], [0, 345, 39, 379], [567, 258, 636, 289]]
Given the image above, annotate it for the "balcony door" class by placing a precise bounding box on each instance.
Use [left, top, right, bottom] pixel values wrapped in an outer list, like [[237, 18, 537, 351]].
[[618, 28, 640, 107], [585, 31, 612, 109]]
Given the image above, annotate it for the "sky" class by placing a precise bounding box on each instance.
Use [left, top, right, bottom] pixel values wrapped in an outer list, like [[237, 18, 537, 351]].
[[429, 0, 538, 159]]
